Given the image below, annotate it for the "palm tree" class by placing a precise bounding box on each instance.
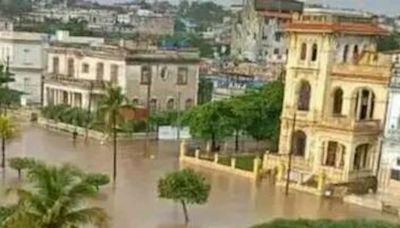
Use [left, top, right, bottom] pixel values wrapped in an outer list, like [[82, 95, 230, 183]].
[[0, 115, 15, 169], [98, 85, 128, 183], [1, 163, 108, 228]]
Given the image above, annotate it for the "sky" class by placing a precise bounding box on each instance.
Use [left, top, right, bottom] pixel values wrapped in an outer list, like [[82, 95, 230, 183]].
[[97, 0, 399, 16]]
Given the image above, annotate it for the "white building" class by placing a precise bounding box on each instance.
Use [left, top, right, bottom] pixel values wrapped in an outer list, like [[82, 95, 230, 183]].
[[43, 42, 200, 112], [379, 50, 400, 196], [0, 21, 49, 104]]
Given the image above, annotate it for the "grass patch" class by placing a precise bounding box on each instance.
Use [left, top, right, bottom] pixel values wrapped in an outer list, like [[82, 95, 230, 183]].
[[235, 155, 256, 172], [218, 156, 231, 166]]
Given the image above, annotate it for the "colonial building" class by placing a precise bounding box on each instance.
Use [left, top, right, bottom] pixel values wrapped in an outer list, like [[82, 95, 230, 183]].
[[230, 0, 303, 63], [43, 42, 200, 112], [263, 8, 391, 192], [0, 20, 49, 104], [379, 50, 400, 196]]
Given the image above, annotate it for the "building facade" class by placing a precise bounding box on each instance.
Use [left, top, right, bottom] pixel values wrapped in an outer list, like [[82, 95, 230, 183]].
[[230, 0, 303, 63], [43, 43, 200, 112], [0, 21, 49, 104], [379, 50, 400, 196], [263, 8, 391, 191]]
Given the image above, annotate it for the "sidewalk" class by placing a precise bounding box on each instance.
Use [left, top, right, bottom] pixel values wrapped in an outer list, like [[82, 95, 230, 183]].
[[344, 192, 400, 216]]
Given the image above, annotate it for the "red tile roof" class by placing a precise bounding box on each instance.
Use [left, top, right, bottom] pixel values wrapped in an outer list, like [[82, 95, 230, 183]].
[[257, 11, 293, 19], [284, 22, 388, 35]]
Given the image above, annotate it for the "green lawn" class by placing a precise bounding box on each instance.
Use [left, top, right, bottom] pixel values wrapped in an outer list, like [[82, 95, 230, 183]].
[[251, 219, 400, 228], [218, 155, 261, 172], [235, 155, 257, 172]]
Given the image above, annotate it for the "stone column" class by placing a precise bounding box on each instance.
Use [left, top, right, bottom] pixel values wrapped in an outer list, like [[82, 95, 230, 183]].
[[356, 91, 362, 120], [366, 92, 373, 119], [43, 87, 48, 106], [322, 142, 328, 167], [336, 145, 343, 168], [343, 143, 354, 181], [68, 92, 72, 106]]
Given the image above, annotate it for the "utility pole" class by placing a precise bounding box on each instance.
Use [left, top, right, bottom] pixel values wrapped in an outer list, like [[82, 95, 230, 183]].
[[285, 112, 297, 196], [176, 91, 182, 141], [145, 67, 152, 157]]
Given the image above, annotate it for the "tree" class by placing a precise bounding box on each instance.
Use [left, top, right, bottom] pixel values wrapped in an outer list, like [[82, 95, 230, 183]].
[[85, 173, 110, 191], [8, 157, 36, 180], [1, 163, 108, 228], [242, 81, 284, 150], [158, 169, 210, 224], [197, 77, 213, 105], [98, 85, 128, 183], [0, 0, 32, 18], [251, 219, 399, 228], [0, 115, 15, 169], [377, 33, 400, 52], [182, 100, 233, 151]]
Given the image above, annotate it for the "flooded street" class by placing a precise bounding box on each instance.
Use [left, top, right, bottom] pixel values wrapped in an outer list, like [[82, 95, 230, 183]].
[[2, 125, 399, 228]]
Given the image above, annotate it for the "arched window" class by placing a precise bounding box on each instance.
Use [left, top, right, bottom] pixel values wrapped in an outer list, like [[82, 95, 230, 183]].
[[353, 144, 370, 170], [353, 45, 359, 62], [343, 44, 349, 63], [167, 98, 175, 111], [324, 141, 346, 167], [333, 88, 343, 115], [311, 43, 318, 61], [67, 58, 74, 77], [185, 99, 193, 110], [297, 81, 311, 111], [354, 89, 375, 120], [300, 43, 307, 61], [150, 99, 157, 111], [292, 130, 306, 157]]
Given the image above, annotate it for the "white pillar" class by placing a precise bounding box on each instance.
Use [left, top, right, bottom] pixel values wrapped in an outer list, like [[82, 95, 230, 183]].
[[356, 91, 362, 120]]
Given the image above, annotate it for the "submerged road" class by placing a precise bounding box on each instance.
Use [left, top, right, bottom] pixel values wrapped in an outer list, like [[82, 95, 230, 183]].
[[1, 125, 398, 227]]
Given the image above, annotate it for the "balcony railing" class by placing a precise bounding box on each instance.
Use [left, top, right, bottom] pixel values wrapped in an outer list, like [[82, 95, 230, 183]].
[[44, 73, 106, 90], [320, 116, 381, 132]]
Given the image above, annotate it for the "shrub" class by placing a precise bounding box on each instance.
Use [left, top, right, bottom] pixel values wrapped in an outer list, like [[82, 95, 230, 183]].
[[8, 157, 37, 179], [85, 173, 110, 191]]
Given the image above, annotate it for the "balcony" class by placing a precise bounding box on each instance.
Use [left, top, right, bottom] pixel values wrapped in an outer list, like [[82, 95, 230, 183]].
[[44, 73, 106, 91], [319, 116, 381, 132]]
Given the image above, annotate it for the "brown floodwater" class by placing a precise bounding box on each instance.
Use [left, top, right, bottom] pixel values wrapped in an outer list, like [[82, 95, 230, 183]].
[[1, 125, 399, 228]]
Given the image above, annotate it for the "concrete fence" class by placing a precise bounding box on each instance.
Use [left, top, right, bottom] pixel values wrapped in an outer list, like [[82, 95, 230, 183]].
[[37, 117, 157, 141], [179, 140, 262, 180]]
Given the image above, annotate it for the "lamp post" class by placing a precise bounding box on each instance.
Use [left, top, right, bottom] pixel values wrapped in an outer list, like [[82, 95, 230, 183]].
[[285, 112, 297, 196]]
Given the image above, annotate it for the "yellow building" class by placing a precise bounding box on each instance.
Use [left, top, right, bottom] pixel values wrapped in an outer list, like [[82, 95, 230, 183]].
[[263, 8, 392, 192]]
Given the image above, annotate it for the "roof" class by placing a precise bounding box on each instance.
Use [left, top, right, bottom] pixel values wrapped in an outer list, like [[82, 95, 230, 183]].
[[284, 22, 388, 35], [258, 11, 292, 19]]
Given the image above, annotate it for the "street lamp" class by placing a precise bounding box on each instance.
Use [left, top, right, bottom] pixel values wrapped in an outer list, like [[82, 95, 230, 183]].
[[285, 111, 297, 196]]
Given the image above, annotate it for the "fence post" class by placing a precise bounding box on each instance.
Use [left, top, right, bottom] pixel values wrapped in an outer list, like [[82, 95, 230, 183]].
[[214, 153, 219, 163], [231, 157, 236, 169], [195, 149, 200, 159], [253, 157, 261, 178], [179, 140, 187, 158]]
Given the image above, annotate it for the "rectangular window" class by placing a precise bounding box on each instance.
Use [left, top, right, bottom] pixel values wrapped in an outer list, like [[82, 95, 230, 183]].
[[273, 48, 280, 55], [96, 62, 104, 81], [82, 63, 89, 73], [275, 33, 282, 42], [110, 64, 119, 83], [391, 169, 400, 181], [141, 66, 151, 85], [52, 57, 59, 74], [177, 67, 188, 85]]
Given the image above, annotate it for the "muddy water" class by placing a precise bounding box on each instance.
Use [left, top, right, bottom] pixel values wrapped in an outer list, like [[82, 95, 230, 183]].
[[1, 125, 398, 228]]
